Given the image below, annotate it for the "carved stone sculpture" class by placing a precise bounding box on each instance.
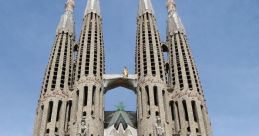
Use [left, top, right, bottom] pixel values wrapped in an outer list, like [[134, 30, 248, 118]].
[[78, 119, 88, 136], [154, 117, 165, 136], [123, 67, 129, 77]]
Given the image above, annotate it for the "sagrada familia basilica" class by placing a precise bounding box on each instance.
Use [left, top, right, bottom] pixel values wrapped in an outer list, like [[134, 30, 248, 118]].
[[33, 0, 212, 135]]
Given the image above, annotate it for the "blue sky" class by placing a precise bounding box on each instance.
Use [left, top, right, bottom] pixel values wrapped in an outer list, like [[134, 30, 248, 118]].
[[0, 0, 258, 135]]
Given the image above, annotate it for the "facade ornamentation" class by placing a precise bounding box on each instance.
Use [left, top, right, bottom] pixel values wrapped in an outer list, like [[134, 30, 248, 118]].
[[170, 90, 204, 101], [76, 76, 102, 86], [33, 0, 212, 136], [77, 119, 89, 136], [123, 67, 129, 78], [154, 117, 165, 136], [40, 90, 69, 102], [138, 76, 166, 87]]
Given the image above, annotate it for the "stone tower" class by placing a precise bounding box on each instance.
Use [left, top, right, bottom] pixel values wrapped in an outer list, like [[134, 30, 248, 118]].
[[71, 0, 104, 135], [33, 0, 75, 135], [166, 0, 212, 135], [136, 0, 171, 135], [33, 0, 212, 136]]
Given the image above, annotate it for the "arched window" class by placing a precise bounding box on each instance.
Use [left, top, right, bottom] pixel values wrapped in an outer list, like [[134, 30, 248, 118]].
[[56, 100, 62, 121], [191, 101, 198, 122], [182, 100, 189, 121], [153, 86, 158, 106], [47, 101, 53, 123], [84, 86, 88, 106], [170, 101, 175, 121]]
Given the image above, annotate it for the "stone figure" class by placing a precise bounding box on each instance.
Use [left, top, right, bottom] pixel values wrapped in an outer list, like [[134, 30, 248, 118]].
[[78, 119, 88, 136], [122, 67, 129, 77], [154, 117, 165, 136]]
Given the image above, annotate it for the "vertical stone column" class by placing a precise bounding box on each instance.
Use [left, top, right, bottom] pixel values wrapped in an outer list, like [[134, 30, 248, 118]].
[[49, 100, 58, 135], [33, 104, 44, 136], [39, 101, 49, 136], [59, 101, 67, 135]]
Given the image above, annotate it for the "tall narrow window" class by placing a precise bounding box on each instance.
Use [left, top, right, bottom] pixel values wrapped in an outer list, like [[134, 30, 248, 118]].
[[162, 90, 168, 121], [170, 101, 176, 121], [182, 100, 189, 121], [176, 101, 181, 129], [191, 101, 198, 122], [99, 88, 102, 115], [67, 100, 72, 122], [140, 88, 143, 117], [92, 86, 96, 105], [84, 86, 88, 106], [145, 86, 150, 105], [47, 101, 53, 123], [153, 86, 158, 106], [56, 100, 62, 121]]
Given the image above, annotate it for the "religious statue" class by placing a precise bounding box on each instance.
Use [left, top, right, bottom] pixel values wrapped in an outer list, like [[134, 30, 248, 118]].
[[77, 119, 88, 136], [122, 67, 129, 77], [154, 116, 165, 136]]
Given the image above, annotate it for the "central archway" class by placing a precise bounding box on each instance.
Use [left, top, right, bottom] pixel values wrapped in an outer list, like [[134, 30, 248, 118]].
[[103, 75, 138, 135]]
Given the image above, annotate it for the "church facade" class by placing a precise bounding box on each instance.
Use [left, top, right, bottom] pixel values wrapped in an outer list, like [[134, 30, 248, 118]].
[[33, 0, 212, 136]]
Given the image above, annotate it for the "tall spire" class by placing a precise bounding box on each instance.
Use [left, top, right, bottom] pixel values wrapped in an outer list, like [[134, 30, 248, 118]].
[[85, 0, 101, 15], [167, 0, 185, 34], [166, 1, 212, 135], [56, 0, 75, 34], [138, 0, 154, 16], [65, 0, 75, 12]]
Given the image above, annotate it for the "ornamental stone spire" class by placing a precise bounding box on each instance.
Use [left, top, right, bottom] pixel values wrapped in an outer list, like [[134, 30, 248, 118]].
[[166, 0, 212, 135], [85, 0, 101, 15], [135, 0, 172, 135], [166, 0, 185, 34], [65, 0, 75, 12], [56, 0, 75, 34], [71, 0, 105, 135], [138, 0, 154, 16], [33, 0, 75, 136]]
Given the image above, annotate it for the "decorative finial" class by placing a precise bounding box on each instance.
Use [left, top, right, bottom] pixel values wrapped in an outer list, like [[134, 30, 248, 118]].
[[65, 0, 75, 12], [167, 0, 176, 13], [116, 102, 126, 111]]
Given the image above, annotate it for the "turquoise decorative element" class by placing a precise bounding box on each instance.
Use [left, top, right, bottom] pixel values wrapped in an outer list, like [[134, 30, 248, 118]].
[[116, 102, 126, 111]]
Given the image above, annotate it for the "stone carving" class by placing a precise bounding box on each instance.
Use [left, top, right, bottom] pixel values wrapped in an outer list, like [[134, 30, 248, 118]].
[[123, 67, 129, 77], [170, 90, 204, 101], [41, 90, 69, 102], [77, 119, 89, 136], [77, 76, 101, 86], [154, 117, 165, 136], [138, 76, 166, 87], [65, 0, 75, 12]]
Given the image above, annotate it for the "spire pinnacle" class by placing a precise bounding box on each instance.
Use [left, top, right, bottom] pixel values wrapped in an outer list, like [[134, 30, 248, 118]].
[[56, 0, 75, 34], [138, 0, 154, 16], [166, 0, 185, 34], [167, 0, 176, 14], [65, 0, 75, 12], [85, 0, 101, 15]]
